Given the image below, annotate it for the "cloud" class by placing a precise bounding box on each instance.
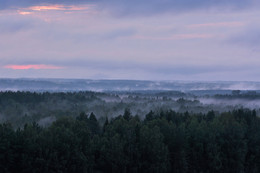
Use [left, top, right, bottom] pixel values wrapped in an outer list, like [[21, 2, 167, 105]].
[[188, 22, 245, 28], [23, 4, 92, 11], [18, 11, 33, 15], [48, 57, 256, 76], [0, 0, 92, 10], [0, 0, 258, 15], [131, 34, 214, 40], [102, 28, 136, 40], [28, 5, 68, 11], [0, 0, 259, 81], [228, 27, 260, 50], [99, 0, 257, 16], [0, 16, 34, 33], [4, 64, 64, 70]]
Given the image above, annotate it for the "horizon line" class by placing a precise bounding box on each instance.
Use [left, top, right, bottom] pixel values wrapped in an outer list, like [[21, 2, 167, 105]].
[[0, 77, 260, 83]]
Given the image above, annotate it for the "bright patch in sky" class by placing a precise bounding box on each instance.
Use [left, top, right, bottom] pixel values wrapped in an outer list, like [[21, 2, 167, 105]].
[[29, 5, 65, 11], [26, 5, 92, 11], [4, 65, 64, 70], [17, 11, 33, 15]]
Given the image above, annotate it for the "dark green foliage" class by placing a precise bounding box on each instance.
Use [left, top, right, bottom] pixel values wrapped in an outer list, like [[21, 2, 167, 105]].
[[123, 108, 132, 121], [145, 110, 155, 121], [0, 108, 260, 172], [88, 112, 100, 135]]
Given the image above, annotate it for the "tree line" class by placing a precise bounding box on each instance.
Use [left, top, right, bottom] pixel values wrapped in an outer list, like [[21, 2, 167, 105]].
[[0, 108, 260, 172]]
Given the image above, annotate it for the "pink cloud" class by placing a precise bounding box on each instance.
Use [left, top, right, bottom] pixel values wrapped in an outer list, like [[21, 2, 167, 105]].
[[131, 34, 213, 40], [189, 22, 244, 28], [4, 64, 64, 70], [173, 34, 213, 39], [17, 11, 33, 15], [28, 5, 66, 11], [24, 4, 93, 11], [17, 5, 95, 16]]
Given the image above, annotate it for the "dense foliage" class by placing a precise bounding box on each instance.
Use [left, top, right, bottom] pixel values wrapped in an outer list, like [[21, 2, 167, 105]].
[[1, 108, 260, 173]]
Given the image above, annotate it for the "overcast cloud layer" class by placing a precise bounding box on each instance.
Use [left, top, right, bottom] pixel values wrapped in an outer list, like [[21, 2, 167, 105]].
[[0, 0, 260, 81]]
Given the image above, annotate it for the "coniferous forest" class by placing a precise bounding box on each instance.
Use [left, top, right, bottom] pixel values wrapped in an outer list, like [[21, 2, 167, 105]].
[[0, 91, 260, 172], [1, 108, 260, 172]]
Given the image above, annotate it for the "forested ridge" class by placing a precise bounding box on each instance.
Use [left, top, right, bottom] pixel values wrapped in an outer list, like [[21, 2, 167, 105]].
[[1, 108, 260, 173]]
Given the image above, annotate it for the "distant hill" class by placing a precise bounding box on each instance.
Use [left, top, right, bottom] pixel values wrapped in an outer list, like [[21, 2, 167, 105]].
[[0, 78, 260, 93]]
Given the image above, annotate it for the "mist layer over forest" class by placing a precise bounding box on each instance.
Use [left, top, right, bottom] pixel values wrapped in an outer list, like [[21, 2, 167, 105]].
[[0, 89, 260, 128], [1, 79, 260, 172]]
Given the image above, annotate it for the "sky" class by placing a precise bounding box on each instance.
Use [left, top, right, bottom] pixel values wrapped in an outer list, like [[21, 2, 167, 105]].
[[0, 0, 260, 81]]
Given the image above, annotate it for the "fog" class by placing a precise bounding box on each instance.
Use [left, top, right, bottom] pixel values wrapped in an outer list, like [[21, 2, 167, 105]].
[[38, 116, 56, 127], [199, 98, 260, 109], [1, 80, 260, 127]]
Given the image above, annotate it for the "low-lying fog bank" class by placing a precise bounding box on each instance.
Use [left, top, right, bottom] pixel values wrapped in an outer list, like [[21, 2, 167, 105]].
[[0, 90, 260, 127]]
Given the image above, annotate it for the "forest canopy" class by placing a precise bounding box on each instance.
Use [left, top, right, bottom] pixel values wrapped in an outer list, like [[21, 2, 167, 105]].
[[0, 91, 260, 172], [0, 108, 260, 172]]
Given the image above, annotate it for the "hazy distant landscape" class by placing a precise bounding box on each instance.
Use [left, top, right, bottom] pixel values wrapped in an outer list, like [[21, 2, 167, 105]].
[[1, 78, 260, 92], [1, 79, 260, 127], [2, 0, 260, 171]]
